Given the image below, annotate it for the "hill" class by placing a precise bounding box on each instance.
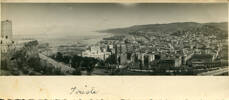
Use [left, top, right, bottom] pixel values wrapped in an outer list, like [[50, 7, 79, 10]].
[[204, 22, 228, 32], [99, 22, 228, 39]]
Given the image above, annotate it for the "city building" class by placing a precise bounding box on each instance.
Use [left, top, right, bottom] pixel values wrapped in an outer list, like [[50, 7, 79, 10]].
[[119, 53, 127, 65], [187, 54, 221, 68], [82, 46, 111, 60]]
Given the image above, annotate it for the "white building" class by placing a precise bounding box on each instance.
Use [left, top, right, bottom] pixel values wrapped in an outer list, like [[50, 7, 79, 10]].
[[82, 46, 111, 60]]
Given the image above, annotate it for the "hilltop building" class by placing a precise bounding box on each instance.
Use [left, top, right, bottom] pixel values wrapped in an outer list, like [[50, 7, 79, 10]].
[[1, 20, 14, 54], [1, 20, 13, 40]]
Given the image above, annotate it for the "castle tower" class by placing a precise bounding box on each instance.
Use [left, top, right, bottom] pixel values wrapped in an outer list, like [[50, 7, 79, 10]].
[[1, 20, 13, 40]]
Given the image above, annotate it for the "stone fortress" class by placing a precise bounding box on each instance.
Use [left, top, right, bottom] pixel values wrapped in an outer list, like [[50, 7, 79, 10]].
[[0, 20, 75, 75]]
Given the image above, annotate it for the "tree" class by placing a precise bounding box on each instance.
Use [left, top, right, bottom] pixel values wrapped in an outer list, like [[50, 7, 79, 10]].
[[56, 52, 63, 61], [105, 54, 117, 64]]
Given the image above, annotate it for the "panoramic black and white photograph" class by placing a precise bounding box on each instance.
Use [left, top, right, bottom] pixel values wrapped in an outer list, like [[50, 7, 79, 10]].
[[0, 3, 228, 76]]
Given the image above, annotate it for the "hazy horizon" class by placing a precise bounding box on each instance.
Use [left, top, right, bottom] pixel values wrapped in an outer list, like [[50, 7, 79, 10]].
[[2, 3, 228, 36]]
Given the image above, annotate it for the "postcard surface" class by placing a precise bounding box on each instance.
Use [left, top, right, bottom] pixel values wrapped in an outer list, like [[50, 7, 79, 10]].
[[0, 0, 228, 99]]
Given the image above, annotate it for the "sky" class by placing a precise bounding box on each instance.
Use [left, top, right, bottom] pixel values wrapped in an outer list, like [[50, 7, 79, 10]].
[[1, 3, 228, 36]]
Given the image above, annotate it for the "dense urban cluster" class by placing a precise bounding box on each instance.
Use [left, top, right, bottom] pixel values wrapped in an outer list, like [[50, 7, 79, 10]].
[[81, 27, 228, 75]]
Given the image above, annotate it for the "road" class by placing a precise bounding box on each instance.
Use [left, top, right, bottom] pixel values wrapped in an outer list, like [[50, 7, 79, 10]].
[[197, 67, 228, 76]]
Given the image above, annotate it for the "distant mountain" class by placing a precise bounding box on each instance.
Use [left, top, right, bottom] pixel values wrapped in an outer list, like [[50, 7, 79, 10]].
[[100, 22, 202, 33], [204, 22, 228, 32], [99, 22, 228, 39], [101, 22, 228, 34]]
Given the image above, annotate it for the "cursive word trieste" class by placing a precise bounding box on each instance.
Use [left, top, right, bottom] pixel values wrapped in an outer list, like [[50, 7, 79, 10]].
[[70, 85, 97, 95]]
